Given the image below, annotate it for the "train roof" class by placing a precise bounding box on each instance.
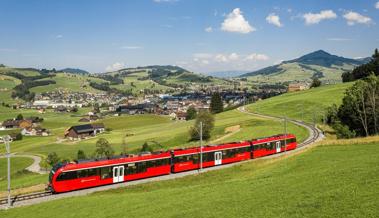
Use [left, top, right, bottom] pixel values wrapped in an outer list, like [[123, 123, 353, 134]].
[[252, 134, 295, 143], [172, 141, 251, 155], [59, 151, 171, 172]]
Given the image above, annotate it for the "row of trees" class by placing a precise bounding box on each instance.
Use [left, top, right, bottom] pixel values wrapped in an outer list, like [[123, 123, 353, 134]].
[[326, 74, 379, 138], [342, 49, 379, 82]]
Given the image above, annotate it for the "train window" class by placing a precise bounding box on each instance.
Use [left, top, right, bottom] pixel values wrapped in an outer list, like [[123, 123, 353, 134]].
[[137, 162, 147, 173], [192, 155, 199, 164], [88, 168, 98, 177], [100, 167, 112, 179], [77, 170, 88, 178], [56, 171, 78, 181], [126, 164, 137, 174]]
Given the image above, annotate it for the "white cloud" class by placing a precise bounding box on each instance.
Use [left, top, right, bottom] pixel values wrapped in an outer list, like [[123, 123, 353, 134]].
[[221, 8, 255, 34], [56, 35, 63, 38], [228, 53, 239, 61], [105, 62, 125, 72], [343, 11, 373, 25], [303, 10, 337, 25], [120, 46, 143, 50], [266, 13, 283, 27], [244, 53, 269, 61], [376, 2, 379, 9], [214, 54, 228, 62], [205, 27, 213, 32]]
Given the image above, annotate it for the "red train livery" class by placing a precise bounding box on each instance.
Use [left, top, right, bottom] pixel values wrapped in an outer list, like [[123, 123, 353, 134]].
[[49, 134, 297, 193]]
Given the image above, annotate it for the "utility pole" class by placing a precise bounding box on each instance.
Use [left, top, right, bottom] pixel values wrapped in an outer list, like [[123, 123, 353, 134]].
[[199, 122, 203, 171], [4, 135, 11, 208], [284, 117, 287, 154]]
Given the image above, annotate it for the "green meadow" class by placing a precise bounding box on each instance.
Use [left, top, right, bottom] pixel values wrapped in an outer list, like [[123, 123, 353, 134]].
[[247, 82, 353, 123], [2, 140, 378, 217]]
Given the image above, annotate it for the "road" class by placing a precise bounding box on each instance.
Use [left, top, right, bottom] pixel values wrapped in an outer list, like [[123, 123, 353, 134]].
[[0, 107, 324, 209]]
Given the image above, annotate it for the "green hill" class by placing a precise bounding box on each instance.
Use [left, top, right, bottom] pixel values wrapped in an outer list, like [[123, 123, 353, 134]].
[[247, 83, 353, 123], [2, 140, 378, 217], [241, 50, 368, 84]]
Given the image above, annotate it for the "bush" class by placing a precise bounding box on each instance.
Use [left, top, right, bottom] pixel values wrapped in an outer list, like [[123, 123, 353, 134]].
[[332, 122, 356, 139]]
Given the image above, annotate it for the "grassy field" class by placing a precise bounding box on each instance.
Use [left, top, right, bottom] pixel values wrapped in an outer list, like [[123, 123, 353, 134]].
[[5, 110, 308, 160], [111, 71, 173, 94], [30, 73, 106, 93], [246, 62, 354, 84], [247, 83, 353, 123], [0, 157, 46, 191], [2, 139, 378, 217], [0, 108, 308, 192]]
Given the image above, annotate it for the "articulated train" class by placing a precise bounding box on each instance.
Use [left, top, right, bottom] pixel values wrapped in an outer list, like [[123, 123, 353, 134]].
[[49, 134, 297, 193]]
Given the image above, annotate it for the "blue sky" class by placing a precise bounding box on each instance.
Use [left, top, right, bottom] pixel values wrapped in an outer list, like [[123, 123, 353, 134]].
[[0, 0, 378, 73]]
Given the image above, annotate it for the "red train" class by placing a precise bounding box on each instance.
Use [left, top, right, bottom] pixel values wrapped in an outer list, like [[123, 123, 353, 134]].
[[49, 134, 297, 193]]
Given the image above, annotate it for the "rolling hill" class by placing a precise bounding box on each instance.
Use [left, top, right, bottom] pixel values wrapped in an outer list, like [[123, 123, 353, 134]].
[[241, 50, 370, 84]]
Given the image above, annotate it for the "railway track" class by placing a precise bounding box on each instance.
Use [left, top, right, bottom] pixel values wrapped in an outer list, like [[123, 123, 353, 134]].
[[0, 191, 52, 206], [0, 108, 323, 208]]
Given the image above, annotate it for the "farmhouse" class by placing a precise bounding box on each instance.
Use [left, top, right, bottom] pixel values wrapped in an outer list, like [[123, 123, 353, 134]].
[[288, 83, 308, 92], [65, 123, 105, 140]]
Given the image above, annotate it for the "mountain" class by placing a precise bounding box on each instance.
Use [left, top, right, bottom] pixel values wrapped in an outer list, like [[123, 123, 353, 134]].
[[240, 50, 369, 83], [60, 68, 90, 74], [205, 70, 249, 78]]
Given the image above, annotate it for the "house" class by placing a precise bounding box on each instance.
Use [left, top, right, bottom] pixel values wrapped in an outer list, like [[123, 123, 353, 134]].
[[65, 123, 105, 140], [19, 120, 33, 129], [2, 120, 20, 129], [175, 112, 187, 121], [91, 123, 105, 134], [78, 117, 91, 122], [21, 127, 50, 136], [288, 83, 308, 92]]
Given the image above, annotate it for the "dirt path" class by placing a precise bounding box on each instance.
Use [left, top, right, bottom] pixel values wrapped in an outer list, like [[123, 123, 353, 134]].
[[0, 153, 47, 174]]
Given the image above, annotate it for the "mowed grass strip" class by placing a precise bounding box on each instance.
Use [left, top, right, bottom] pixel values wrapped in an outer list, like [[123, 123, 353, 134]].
[[2, 141, 378, 217], [247, 83, 353, 123]]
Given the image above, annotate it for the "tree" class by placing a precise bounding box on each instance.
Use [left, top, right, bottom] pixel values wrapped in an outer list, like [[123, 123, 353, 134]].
[[77, 150, 86, 160], [141, 142, 153, 152], [336, 75, 379, 137], [210, 92, 223, 114], [94, 138, 114, 158], [16, 113, 23, 120], [310, 78, 321, 88], [189, 111, 215, 141], [186, 106, 197, 120], [46, 152, 60, 167]]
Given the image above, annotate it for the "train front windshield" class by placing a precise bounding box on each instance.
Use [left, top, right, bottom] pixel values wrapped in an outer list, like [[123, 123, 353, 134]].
[[49, 163, 66, 184]]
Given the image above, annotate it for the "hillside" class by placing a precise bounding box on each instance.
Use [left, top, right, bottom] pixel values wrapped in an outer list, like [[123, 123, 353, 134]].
[[2, 140, 378, 217], [246, 82, 353, 123], [59, 68, 89, 75], [0, 65, 234, 101], [241, 50, 369, 84], [108, 65, 231, 89]]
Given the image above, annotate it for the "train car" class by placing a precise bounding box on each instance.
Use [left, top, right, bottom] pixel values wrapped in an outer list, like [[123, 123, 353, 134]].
[[172, 141, 252, 173], [49, 151, 171, 193], [251, 134, 297, 158]]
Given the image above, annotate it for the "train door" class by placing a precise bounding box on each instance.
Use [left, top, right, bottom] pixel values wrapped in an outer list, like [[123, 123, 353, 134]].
[[113, 166, 125, 183], [214, 151, 222, 165], [276, 141, 281, 153]]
